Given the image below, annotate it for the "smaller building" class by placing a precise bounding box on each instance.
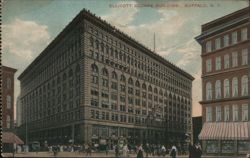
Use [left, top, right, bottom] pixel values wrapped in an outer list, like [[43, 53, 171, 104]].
[[192, 116, 202, 144]]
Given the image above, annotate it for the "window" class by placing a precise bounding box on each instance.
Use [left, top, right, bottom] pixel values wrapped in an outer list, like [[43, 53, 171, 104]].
[[242, 49, 248, 65], [215, 80, 221, 99], [206, 59, 212, 72], [242, 104, 248, 121], [7, 78, 11, 89], [112, 71, 117, 80], [241, 75, 248, 96], [102, 79, 109, 87], [7, 115, 11, 128], [223, 34, 229, 47], [232, 31, 237, 44], [232, 105, 239, 121], [102, 68, 108, 76], [91, 64, 98, 73], [206, 106, 212, 122], [215, 57, 221, 70], [7, 95, 11, 109], [232, 52, 238, 67], [241, 28, 247, 41], [223, 79, 230, 98], [111, 82, 118, 90], [92, 76, 98, 84], [215, 38, 221, 50], [232, 77, 238, 97], [206, 41, 212, 52], [206, 82, 212, 100], [91, 100, 98, 107], [224, 54, 230, 69], [120, 84, 126, 92], [224, 105, 230, 121], [216, 106, 221, 121]]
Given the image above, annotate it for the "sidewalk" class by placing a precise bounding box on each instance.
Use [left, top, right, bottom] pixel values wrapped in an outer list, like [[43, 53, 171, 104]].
[[1, 151, 247, 158]]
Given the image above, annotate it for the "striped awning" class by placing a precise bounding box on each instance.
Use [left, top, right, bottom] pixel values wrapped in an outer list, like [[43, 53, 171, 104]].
[[2, 132, 24, 144], [199, 122, 250, 140]]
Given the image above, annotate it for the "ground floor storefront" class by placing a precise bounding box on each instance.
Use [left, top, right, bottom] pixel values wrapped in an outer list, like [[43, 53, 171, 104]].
[[199, 122, 250, 155], [18, 121, 188, 152]]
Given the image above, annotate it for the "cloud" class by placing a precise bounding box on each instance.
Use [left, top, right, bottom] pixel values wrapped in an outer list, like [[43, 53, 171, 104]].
[[2, 18, 51, 60]]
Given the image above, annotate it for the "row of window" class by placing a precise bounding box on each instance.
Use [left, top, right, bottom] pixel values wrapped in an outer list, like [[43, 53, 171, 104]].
[[206, 27, 247, 53], [206, 75, 248, 100], [206, 104, 249, 122], [206, 48, 248, 72], [91, 64, 191, 99], [89, 33, 192, 92], [90, 109, 164, 124]]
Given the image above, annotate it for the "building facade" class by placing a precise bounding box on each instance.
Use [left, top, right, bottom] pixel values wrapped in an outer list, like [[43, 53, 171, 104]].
[[1, 65, 17, 130], [18, 9, 194, 149], [16, 96, 22, 127], [196, 7, 250, 155]]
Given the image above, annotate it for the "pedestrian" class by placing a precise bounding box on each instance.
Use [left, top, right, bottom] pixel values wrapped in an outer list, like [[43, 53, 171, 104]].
[[247, 153, 250, 158], [188, 143, 194, 158], [105, 145, 109, 155], [115, 144, 119, 158], [193, 142, 202, 158], [123, 144, 129, 157], [86, 143, 92, 156], [136, 144, 143, 158], [170, 145, 177, 158], [161, 145, 166, 156]]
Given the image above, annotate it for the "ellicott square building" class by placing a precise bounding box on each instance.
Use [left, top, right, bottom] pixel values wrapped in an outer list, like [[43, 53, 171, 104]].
[[196, 7, 250, 155], [18, 9, 194, 148]]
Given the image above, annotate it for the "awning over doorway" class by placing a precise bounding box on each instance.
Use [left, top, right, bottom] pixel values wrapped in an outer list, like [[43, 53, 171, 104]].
[[199, 122, 250, 140], [2, 131, 24, 144]]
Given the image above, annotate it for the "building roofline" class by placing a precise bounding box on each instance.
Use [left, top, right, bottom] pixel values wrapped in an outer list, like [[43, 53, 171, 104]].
[[1, 65, 17, 73], [202, 6, 249, 30], [18, 9, 194, 81]]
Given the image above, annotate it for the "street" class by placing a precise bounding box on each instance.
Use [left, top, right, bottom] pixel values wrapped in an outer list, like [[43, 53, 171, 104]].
[[1, 151, 247, 158]]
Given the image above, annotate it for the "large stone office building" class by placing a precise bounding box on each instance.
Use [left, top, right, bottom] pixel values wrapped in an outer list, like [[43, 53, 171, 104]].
[[18, 9, 194, 148], [196, 7, 250, 155]]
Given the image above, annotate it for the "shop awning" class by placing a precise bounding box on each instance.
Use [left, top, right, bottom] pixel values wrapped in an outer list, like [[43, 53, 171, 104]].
[[199, 122, 250, 140], [2, 131, 24, 144]]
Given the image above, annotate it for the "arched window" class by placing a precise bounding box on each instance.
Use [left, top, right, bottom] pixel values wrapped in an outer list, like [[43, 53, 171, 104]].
[[148, 85, 152, 92], [7, 95, 11, 109], [91, 64, 98, 74], [7, 115, 11, 128], [159, 89, 163, 96], [102, 68, 108, 76], [128, 77, 133, 85], [154, 88, 158, 94], [7, 78, 11, 89], [57, 76, 61, 84], [112, 71, 117, 80], [142, 83, 146, 90], [206, 82, 212, 100], [215, 80, 221, 99], [241, 75, 248, 96], [95, 40, 99, 49], [90, 37, 94, 46], [68, 69, 73, 77], [135, 80, 140, 87], [63, 73, 67, 80], [232, 77, 238, 97], [120, 75, 126, 82], [223, 79, 230, 98]]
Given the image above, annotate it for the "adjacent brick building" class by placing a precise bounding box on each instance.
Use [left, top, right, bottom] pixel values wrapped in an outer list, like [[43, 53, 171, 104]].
[[18, 9, 194, 149], [1, 65, 17, 130], [196, 7, 250, 155]]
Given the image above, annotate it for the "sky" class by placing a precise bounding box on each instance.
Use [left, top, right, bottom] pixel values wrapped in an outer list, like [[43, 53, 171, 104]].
[[2, 0, 249, 119]]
